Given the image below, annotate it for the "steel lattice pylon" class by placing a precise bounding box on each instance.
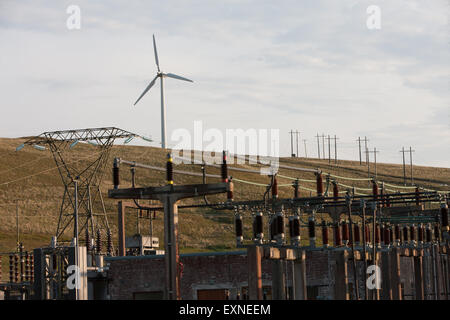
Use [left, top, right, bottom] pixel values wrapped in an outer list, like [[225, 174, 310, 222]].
[[23, 127, 143, 246]]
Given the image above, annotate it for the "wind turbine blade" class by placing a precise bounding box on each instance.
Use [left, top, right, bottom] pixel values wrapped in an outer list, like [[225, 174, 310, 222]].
[[133, 75, 158, 106], [153, 34, 160, 72], [164, 73, 193, 82]]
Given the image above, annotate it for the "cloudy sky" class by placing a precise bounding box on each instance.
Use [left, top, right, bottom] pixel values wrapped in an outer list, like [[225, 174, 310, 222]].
[[0, 1, 449, 167]]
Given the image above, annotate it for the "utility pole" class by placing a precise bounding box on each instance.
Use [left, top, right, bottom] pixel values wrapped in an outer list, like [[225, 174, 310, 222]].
[[321, 133, 326, 161], [73, 178, 79, 301], [400, 147, 407, 185], [315, 134, 321, 159], [295, 130, 300, 158], [364, 136, 369, 165], [289, 130, 294, 157], [16, 200, 19, 252], [303, 139, 308, 158], [403, 147, 415, 185], [333, 135, 339, 165], [366, 148, 380, 180], [357, 137, 362, 165], [326, 135, 332, 164]]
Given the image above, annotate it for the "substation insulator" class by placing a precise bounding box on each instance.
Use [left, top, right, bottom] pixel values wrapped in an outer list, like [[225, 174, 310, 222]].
[[25, 252, 30, 282], [410, 225, 416, 242], [365, 225, 370, 244], [253, 212, 264, 243], [418, 224, 424, 243], [14, 254, 19, 283], [316, 172, 323, 196], [375, 224, 381, 245], [380, 225, 385, 243], [383, 227, 391, 246], [386, 195, 391, 208], [96, 229, 102, 253], [289, 216, 301, 245], [426, 225, 432, 243], [332, 182, 339, 201], [403, 226, 409, 243], [275, 212, 285, 244], [293, 179, 299, 198], [334, 222, 342, 247], [308, 217, 316, 240], [113, 158, 120, 189], [269, 216, 275, 241], [9, 254, 14, 283], [235, 214, 243, 245], [441, 203, 449, 231], [107, 229, 113, 255], [322, 221, 329, 247], [166, 153, 174, 185], [86, 228, 91, 253], [394, 225, 400, 243], [434, 224, 440, 242], [227, 178, 234, 201], [372, 181, 379, 201], [272, 176, 278, 199], [380, 187, 385, 208], [415, 187, 421, 206], [30, 254, 34, 283], [354, 224, 361, 245], [342, 221, 349, 245], [221, 151, 228, 183]]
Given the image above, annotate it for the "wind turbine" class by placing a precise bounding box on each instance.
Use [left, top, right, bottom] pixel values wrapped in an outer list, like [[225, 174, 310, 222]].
[[133, 34, 193, 149]]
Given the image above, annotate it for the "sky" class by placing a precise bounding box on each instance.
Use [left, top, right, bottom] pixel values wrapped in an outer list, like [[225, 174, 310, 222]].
[[0, 0, 449, 167]]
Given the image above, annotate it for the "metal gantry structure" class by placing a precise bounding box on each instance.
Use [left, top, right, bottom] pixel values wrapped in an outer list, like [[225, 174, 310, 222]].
[[22, 127, 143, 244]]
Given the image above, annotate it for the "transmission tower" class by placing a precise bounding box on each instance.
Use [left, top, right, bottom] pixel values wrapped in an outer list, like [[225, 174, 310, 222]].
[[22, 127, 146, 245]]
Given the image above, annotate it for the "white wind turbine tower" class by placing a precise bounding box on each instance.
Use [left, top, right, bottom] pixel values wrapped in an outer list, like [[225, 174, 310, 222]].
[[133, 34, 193, 149]]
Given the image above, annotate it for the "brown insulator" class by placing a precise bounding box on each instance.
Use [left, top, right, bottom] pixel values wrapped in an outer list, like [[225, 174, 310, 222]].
[[375, 224, 380, 245], [434, 224, 440, 242], [441, 203, 449, 230], [380, 224, 385, 243], [372, 181, 379, 202], [316, 172, 323, 196], [403, 226, 409, 243], [365, 225, 370, 244], [221, 151, 228, 182], [380, 187, 386, 208], [322, 221, 329, 247], [384, 226, 391, 245], [235, 215, 243, 238], [354, 224, 361, 244], [227, 178, 234, 201], [426, 225, 432, 243], [386, 195, 391, 208], [96, 229, 102, 253], [308, 218, 316, 239], [394, 225, 400, 242], [9, 254, 14, 283], [30, 254, 34, 283], [293, 179, 299, 198], [272, 176, 278, 199], [418, 224, 424, 243], [254, 212, 264, 241], [332, 182, 339, 201], [107, 229, 113, 255], [342, 221, 349, 244], [410, 225, 416, 242], [14, 254, 19, 283], [25, 252, 30, 282], [113, 158, 120, 189], [334, 222, 342, 247], [415, 187, 421, 206], [166, 153, 174, 185], [276, 213, 285, 238]]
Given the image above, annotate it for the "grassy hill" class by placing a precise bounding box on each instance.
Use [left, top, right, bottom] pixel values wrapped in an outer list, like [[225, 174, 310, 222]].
[[0, 137, 449, 259]]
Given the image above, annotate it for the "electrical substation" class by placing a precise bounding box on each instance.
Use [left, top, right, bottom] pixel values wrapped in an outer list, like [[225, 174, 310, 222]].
[[0, 131, 449, 300]]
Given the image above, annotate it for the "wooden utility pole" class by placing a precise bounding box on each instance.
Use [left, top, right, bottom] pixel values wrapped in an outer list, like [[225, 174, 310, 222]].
[[289, 130, 294, 157], [408, 147, 415, 185], [326, 135, 331, 164], [364, 136, 369, 165], [295, 130, 300, 158], [315, 134, 321, 159], [16, 200, 20, 251], [303, 139, 308, 158], [333, 135, 339, 165], [321, 133, 326, 161], [400, 147, 407, 185], [366, 148, 380, 180], [357, 137, 362, 165]]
